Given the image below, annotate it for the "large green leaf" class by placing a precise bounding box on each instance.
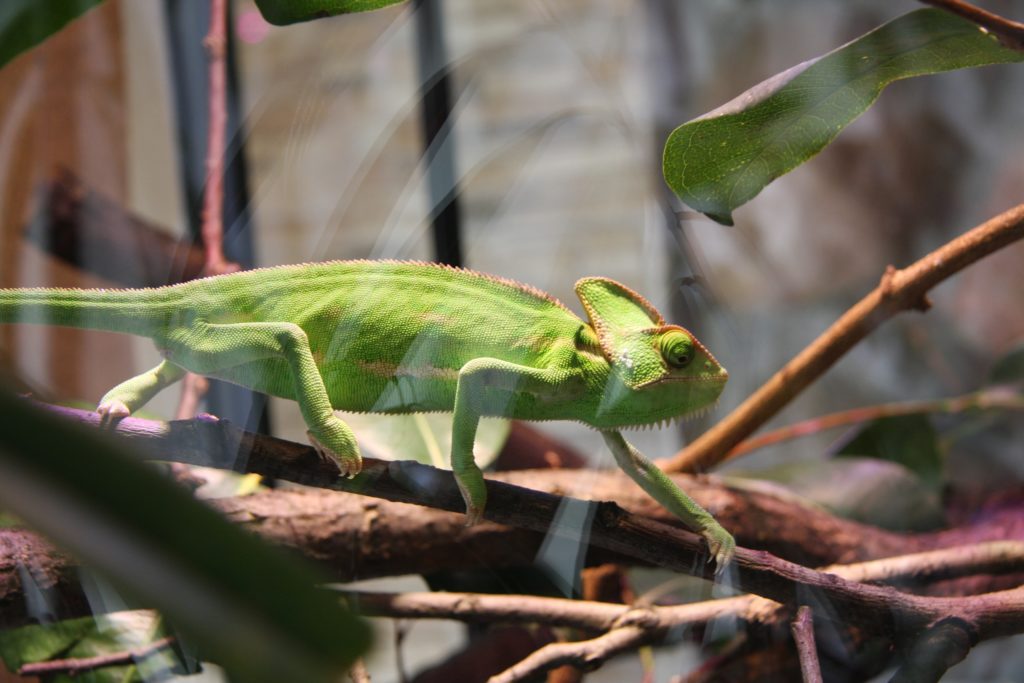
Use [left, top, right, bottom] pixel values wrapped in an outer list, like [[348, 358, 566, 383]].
[[664, 9, 1024, 225], [253, 0, 406, 26], [0, 390, 370, 682], [838, 414, 944, 490], [0, 0, 105, 71]]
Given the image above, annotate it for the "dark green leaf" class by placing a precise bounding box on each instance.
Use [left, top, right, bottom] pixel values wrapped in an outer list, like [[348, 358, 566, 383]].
[[0, 391, 370, 683], [0, 0, 105, 71], [732, 457, 944, 532], [838, 414, 944, 490], [663, 9, 1024, 225], [988, 342, 1024, 385], [253, 0, 406, 26]]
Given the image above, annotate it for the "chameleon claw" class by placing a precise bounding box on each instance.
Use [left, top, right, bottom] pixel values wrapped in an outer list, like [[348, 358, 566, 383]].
[[307, 430, 362, 478], [702, 525, 736, 577], [463, 505, 484, 527], [96, 399, 131, 428]]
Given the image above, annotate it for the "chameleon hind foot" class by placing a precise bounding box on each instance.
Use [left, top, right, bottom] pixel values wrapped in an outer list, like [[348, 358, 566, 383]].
[[702, 522, 736, 575], [307, 420, 362, 477]]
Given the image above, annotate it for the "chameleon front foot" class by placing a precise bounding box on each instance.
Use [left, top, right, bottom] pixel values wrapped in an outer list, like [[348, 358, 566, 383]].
[[96, 399, 131, 428], [701, 522, 736, 575], [307, 420, 362, 477]]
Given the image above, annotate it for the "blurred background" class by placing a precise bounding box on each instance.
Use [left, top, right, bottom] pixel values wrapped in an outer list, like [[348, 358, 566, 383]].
[[1, 1, 1023, 680]]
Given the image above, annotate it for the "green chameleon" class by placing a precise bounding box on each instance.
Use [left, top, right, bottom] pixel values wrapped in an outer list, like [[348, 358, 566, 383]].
[[0, 260, 734, 569]]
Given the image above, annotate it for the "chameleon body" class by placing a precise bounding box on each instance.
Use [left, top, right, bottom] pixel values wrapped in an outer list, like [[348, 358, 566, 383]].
[[0, 261, 734, 568]]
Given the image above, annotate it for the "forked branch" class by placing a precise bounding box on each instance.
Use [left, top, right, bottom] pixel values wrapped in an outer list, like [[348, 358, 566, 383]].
[[666, 202, 1024, 473]]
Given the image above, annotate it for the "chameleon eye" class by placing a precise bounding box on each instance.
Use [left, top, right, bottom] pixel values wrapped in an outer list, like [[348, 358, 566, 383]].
[[660, 331, 694, 369]]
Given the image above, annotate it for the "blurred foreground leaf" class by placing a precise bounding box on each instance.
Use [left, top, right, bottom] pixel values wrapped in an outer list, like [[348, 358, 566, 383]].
[[0, 391, 369, 682], [664, 9, 1024, 225], [253, 0, 406, 25], [0, 0, 104, 71]]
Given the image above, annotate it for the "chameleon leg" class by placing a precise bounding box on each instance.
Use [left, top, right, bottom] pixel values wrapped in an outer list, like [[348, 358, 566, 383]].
[[165, 321, 360, 476], [601, 430, 735, 573], [96, 359, 187, 426], [452, 358, 572, 525]]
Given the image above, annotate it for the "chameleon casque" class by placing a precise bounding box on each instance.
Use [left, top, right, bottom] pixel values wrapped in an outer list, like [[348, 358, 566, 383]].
[[0, 260, 735, 569]]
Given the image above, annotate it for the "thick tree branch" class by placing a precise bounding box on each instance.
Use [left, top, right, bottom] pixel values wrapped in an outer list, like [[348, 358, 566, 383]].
[[8, 405, 1024, 645], [666, 202, 1024, 473]]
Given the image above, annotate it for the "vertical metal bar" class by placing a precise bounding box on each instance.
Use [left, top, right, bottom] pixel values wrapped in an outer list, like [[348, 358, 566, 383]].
[[413, 0, 464, 267]]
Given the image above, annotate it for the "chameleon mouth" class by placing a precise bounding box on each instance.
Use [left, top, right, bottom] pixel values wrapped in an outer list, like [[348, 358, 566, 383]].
[[633, 372, 728, 390], [624, 398, 721, 431]]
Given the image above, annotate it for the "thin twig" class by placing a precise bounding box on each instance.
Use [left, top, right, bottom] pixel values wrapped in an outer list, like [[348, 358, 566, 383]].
[[790, 606, 823, 683], [723, 385, 1024, 462], [920, 0, 1024, 50], [666, 202, 1024, 474], [18, 636, 176, 677], [339, 541, 1024, 632], [345, 543, 1024, 681], [200, 0, 233, 276], [488, 625, 649, 683], [176, 0, 237, 421]]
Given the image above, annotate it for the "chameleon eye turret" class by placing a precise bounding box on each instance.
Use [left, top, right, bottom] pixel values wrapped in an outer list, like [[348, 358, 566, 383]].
[[660, 330, 694, 369]]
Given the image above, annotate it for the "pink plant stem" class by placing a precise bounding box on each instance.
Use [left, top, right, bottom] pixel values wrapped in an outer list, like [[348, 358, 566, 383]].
[[201, 0, 229, 275]]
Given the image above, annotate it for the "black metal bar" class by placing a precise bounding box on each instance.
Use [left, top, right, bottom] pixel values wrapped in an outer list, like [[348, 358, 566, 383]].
[[413, 0, 464, 267]]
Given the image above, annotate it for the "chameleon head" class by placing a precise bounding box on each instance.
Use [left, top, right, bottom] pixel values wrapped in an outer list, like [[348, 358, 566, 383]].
[[574, 277, 728, 427]]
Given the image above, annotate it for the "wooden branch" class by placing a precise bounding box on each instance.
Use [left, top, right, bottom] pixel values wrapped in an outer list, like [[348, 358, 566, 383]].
[[666, 202, 1024, 473], [920, 0, 1024, 50], [790, 607, 822, 683], [10, 404, 1024, 650], [342, 542, 1024, 681], [24, 169, 206, 286], [340, 542, 1024, 632]]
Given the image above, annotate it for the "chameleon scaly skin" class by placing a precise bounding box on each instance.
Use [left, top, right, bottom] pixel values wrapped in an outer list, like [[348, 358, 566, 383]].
[[0, 260, 734, 569]]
